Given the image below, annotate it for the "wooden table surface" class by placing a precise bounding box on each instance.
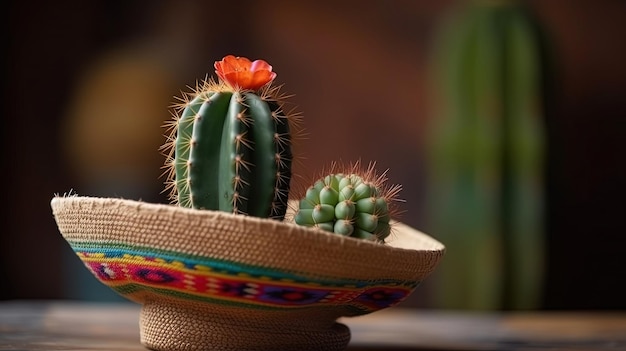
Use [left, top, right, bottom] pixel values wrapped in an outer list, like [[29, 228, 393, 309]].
[[1, 300, 625, 351]]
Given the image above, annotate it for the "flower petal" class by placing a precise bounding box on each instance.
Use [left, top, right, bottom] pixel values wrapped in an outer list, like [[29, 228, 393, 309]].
[[250, 59, 272, 72], [249, 70, 277, 90]]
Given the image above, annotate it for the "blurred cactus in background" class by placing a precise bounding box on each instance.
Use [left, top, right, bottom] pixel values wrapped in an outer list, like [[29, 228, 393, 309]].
[[426, 0, 548, 310]]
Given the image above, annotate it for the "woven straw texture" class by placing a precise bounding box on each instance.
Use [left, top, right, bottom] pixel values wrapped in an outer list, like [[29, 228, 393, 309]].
[[51, 196, 445, 351], [140, 296, 351, 351]]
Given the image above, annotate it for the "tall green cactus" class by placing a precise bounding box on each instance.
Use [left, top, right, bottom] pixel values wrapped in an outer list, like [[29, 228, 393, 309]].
[[426, 1, 547, 309], [162, 55, 300, 220], [293, 162, 402, 243]]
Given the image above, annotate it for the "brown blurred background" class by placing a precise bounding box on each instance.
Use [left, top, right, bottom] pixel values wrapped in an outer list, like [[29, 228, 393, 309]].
[[1, 0, 625, 310]]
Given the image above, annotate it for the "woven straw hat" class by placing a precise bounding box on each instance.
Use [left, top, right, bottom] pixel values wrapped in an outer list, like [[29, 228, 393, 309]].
[[51, 196, 444, 351]]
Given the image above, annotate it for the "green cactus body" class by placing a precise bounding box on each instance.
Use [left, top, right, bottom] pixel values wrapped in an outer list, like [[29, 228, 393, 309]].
[[165, 81, 293, 220], [294, 170, 399, 242], [426, 1, 547, 309]]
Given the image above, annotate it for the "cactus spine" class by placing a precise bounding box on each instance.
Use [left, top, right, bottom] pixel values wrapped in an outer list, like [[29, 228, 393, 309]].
[[293, 162, 402, 242], [162, 56, 299, 220]]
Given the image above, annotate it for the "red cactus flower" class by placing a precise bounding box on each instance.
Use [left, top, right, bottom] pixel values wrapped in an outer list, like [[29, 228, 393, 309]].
[[214, 55, 276, 91]]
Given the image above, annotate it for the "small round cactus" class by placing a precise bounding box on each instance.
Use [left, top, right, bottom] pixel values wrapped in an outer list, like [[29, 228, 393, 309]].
[[293, 162, 402, 242]]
